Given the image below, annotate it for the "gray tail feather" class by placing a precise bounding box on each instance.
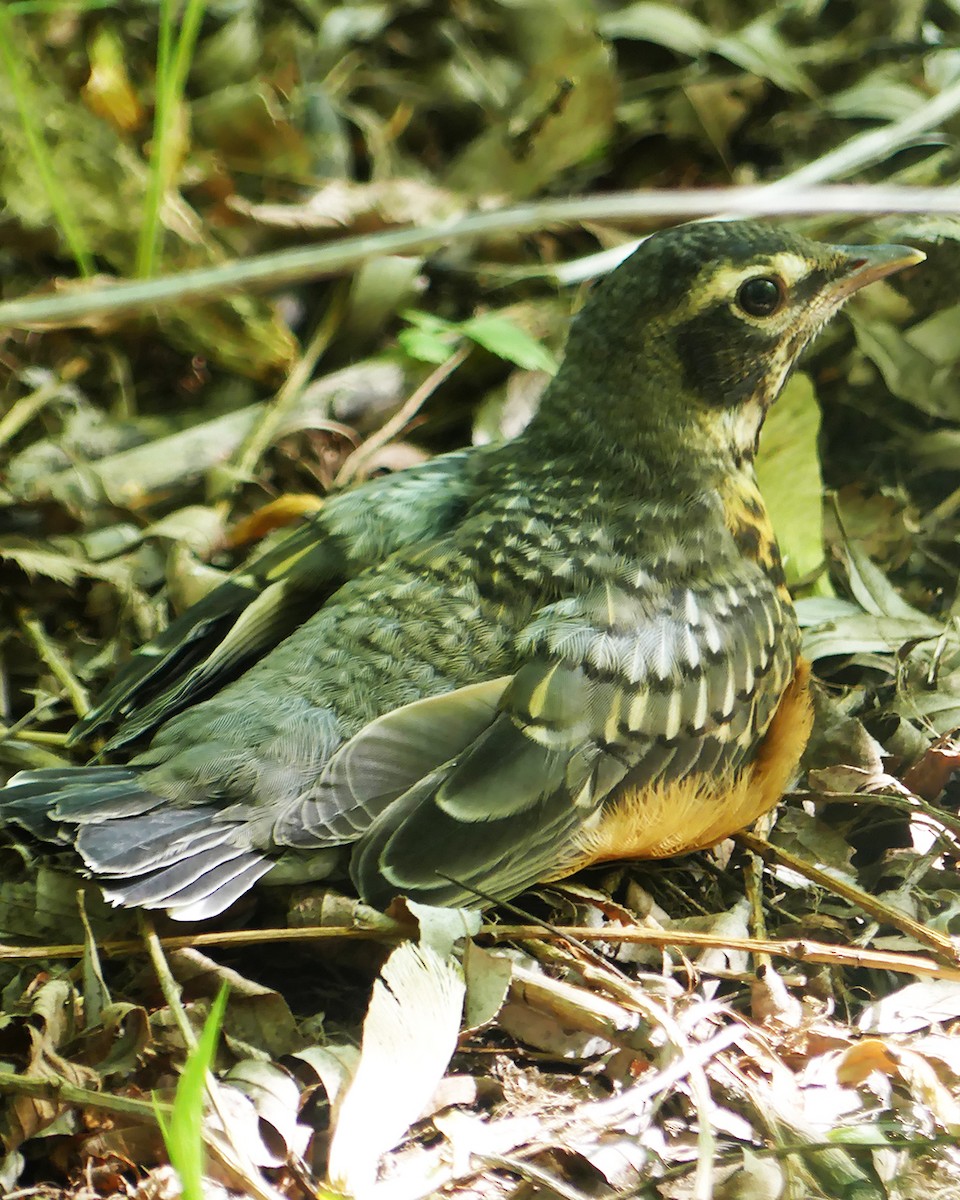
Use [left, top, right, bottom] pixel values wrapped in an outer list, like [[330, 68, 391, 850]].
[[1, 766, 161, 839], [2, 767, 270, 920], [77, 809, 236, 874], [95, 837, 272, 920]]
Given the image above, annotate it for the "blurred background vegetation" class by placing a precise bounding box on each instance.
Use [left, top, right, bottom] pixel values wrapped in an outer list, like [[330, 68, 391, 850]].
[[5, 3, 960, 1197]]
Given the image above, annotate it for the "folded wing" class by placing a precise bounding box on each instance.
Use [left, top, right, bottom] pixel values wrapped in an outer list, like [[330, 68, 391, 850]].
[[74, 449, 477, 749], [346, 563, 796, 906]]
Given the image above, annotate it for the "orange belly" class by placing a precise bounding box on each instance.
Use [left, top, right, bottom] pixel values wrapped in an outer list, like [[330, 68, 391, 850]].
[[553, 656, 813, 874]]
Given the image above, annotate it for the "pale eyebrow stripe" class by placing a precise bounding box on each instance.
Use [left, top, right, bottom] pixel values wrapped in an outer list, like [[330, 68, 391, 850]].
[[688, 251, 816, 312]]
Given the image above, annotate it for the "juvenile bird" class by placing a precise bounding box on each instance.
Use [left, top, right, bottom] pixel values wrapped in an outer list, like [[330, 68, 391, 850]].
[[1, 221, 923, 920]]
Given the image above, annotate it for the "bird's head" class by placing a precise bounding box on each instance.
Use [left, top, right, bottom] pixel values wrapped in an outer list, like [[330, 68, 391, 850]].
[[548, 220, 924, 468]]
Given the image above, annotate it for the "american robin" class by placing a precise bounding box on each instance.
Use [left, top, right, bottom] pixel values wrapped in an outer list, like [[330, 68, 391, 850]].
[[1, 221, 924, 920]]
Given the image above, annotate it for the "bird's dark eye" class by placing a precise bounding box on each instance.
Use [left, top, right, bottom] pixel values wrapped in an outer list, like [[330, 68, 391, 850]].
[[736, 275, 785, 317]]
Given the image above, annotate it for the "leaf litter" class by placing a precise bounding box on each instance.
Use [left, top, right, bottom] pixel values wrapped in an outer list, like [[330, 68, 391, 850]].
[[5, 3, 960, 1198]]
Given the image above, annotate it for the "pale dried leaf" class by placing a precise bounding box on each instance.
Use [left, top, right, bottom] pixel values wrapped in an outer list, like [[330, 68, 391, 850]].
[[326, 941, 465, 1195]]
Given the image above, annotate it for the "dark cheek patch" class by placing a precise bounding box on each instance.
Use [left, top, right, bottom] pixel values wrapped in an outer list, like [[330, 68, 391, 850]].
[[675, 309, 778, 407]]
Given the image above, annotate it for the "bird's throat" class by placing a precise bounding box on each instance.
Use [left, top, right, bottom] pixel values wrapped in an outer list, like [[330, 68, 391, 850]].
[[713, 396, 767, 467]]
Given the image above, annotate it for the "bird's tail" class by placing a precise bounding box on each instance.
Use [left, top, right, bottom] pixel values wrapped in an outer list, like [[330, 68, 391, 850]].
[[1, 767, 271, 920], [1, 766, 141, 840]]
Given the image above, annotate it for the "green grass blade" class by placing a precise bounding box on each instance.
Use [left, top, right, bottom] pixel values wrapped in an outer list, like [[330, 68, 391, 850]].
[[155, 983, 229, 1200]]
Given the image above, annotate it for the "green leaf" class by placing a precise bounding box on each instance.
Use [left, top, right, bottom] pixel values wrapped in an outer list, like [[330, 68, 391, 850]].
[[397, 326, 457, 364], [400, 308, 457, 335], [398, 309, 459, 364], [398, 308, 557, 372], [155, 984, 229, 1200], [461, 314, 558, 373], [755, 372, 830, 595]]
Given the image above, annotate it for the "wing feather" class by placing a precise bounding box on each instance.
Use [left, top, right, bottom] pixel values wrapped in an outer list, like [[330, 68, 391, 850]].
[[349, 562, 798, 907]]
